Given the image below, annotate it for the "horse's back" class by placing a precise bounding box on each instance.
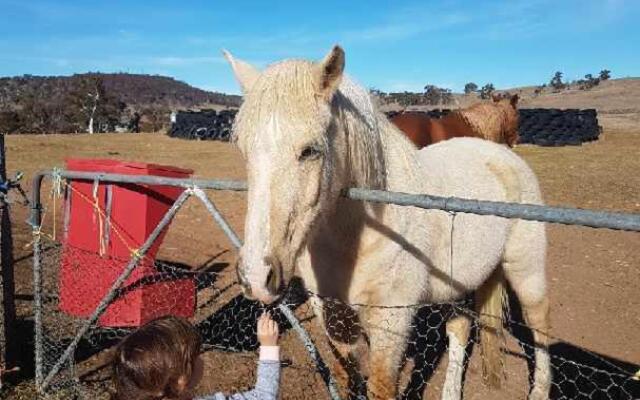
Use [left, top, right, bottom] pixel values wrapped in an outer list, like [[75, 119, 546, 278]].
[[416, 137, 540, 203], [389, 113, 432, 147], [391, 112, 487, 149]]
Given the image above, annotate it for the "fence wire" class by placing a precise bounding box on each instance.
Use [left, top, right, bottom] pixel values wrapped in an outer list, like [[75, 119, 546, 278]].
[[28, 175, 640, 400]]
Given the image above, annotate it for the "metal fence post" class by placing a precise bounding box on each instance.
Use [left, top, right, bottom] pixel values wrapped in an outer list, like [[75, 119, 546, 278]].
[[29, 169, 46, 390], [0, 134, 18, 386]]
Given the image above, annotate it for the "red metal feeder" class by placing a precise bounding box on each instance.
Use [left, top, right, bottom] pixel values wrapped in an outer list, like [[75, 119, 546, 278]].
[[58, 159, 196, 327]]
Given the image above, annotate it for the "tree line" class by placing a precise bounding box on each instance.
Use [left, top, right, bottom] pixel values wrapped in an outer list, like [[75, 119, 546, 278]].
[[537, 69, 611, 94], [0, 73, 240, 134], [372, 68, 612, 107]]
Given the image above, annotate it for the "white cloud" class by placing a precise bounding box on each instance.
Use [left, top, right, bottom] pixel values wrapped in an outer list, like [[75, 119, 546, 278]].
[[342, 10, 470, 43]]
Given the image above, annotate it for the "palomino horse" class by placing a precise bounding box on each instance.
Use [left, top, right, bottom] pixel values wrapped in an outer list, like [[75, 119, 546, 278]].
[[390, 94, 520, 148], [225, 46, 550, 400]]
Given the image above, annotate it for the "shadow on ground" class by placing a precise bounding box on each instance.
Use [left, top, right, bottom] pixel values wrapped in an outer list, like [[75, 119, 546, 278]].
[[399, 290, 640, 400], [6, 275, 639, 400]]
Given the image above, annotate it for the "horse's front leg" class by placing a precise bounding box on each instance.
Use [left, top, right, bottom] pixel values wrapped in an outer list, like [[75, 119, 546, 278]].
[[310, 296, 368, 398], [361, 307, 414, 400]]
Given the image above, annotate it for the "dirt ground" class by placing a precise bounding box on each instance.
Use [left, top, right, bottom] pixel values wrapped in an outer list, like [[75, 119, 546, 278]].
[[2, 127, 639, 399]]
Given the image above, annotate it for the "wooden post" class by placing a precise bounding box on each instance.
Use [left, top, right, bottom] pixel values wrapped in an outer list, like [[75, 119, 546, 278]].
[[0, 133, 17, 373]]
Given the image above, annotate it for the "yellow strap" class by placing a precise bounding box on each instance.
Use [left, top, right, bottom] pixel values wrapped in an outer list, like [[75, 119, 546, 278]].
[[24, 227, 55, 249], [90, 181, 107, 257], [56, 180, 145, 260], [130, 248, 142, 260], [49, 167, 65, 241], [94, 196, 106, 256]]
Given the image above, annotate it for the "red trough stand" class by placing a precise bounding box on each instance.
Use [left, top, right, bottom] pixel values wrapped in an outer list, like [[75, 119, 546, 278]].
[[58, 159, 195, 327]]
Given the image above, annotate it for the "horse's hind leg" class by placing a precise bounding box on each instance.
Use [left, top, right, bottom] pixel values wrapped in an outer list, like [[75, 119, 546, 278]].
[[521, 297, 550, 400], [442, 312, 472, 400], [502, 220, 551, 400]]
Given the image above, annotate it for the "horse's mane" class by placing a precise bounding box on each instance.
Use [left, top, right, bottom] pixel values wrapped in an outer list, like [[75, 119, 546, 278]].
[[333, 76, 387, 189], [452, 100, 517, 143], [232, 59, 389, 189]]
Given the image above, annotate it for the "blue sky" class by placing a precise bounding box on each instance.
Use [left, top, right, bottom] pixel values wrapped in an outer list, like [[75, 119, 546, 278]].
[[0, 0, 638, 94]]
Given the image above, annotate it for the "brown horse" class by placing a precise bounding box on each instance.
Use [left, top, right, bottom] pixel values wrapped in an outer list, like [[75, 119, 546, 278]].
[[390, 93, 520, 148]]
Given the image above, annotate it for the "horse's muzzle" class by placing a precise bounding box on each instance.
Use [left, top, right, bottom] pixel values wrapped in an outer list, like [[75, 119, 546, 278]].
[[236, 256, 284, 304]]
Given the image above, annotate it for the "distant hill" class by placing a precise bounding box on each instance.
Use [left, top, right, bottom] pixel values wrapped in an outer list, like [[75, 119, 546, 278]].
[[0, 73, 241, 133], [0, 72, 240, 111]]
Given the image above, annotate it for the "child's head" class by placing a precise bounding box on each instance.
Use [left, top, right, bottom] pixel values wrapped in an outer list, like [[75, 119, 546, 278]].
[[112, 315, 202, 400]]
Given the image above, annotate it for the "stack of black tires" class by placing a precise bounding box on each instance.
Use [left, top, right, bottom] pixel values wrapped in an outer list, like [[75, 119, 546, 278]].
[[385, 108, 600, 147], [518, 109, 600, 146], [168, 109, 237, 141], [426, 109, 452, 118], [384, 109, 451, 120], [168, 108, 600, 147]]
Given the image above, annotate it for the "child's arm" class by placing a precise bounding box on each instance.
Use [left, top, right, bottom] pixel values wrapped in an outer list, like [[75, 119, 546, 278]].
[[198, 313, 281, 400]]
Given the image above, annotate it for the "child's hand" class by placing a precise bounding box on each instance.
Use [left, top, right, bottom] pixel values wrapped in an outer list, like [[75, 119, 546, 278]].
[[257, 312, 279, 347]]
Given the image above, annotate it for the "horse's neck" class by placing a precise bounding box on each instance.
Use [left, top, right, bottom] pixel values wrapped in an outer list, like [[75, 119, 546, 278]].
[[342, 116, 425, 255], [307, 113, 430, 300], [379, 116, 426, 211]]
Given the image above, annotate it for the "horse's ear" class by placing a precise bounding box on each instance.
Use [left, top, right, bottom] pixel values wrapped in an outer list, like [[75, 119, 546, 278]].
[[222, 49, 260, 94], [314, 45, 345, 101], [510, 94, 519, 108]]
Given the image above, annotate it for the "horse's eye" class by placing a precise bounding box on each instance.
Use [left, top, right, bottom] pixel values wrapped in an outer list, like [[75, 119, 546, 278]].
[[299, 144, 323, 161]]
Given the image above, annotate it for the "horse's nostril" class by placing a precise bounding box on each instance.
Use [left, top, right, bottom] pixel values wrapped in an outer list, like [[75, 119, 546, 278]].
[[266, 269, 274, 287], [262, 256, 284, 297], [267, 267, 280, 293], [241, 284, 255, 300]]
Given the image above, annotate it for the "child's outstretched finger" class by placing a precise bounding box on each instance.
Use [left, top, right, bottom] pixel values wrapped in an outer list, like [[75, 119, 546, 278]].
[[257, 315, 265, 335], [265, 320, 272, 335]]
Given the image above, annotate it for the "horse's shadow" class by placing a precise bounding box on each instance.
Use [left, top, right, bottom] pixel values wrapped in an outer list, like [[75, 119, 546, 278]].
[[505, 287, 640, 400], [400, 303, 451, 400], [399, 288, 640, 400]]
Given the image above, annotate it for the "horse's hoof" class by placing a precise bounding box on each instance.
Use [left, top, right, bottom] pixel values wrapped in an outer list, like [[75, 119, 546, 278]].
[[528, 386, 549, 400]]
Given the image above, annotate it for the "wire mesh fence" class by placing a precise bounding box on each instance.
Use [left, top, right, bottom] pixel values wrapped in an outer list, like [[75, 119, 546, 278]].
[[35, 245, 333, 399], [28, 172, 640, 399]]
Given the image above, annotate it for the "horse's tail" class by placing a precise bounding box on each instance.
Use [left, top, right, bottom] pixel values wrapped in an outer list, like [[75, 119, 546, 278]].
[[475, 267, 508, 388]]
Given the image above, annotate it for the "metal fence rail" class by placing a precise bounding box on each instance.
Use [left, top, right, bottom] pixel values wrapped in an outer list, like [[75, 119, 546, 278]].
[[31, 170, 640, 232], [345, 188, 640, 232]]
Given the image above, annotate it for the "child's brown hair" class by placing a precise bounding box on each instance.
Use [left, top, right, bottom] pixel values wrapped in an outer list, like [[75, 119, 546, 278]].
[[112, 315, 202, 400]]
